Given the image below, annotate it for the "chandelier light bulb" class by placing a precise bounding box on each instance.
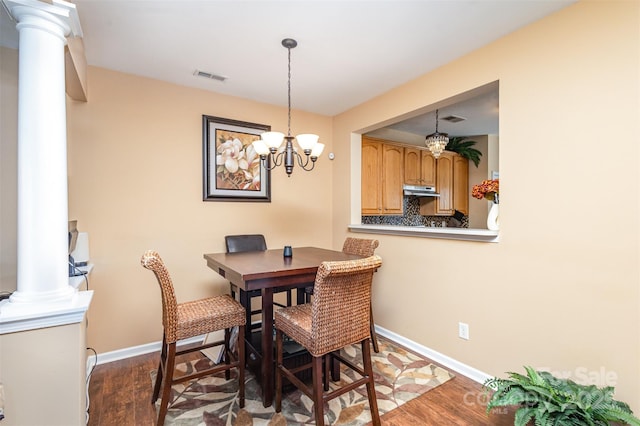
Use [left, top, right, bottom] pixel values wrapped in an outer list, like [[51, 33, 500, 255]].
[[252, 139, 270, 156], [310, 142, 325, 158], [260, 131, 285, 150], [296, 134, 319, 151]]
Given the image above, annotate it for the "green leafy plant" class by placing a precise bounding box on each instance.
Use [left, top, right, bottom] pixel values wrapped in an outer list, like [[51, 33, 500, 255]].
[[484, 366, 640, 426], [445, 137, 482, 167]]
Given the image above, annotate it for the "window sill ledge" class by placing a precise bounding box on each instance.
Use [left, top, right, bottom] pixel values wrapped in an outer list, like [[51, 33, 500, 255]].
[[348, 224, 499, 242]]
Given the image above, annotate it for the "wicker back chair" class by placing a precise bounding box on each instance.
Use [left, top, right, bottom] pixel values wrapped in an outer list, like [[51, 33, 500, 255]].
[[274, 255, 383, 426], [342, 237, 380, 352], [304, 237, 381, 351], [342, 237, 379, 257], [224, 234, 293, 330], [141, 250, 246, 426]]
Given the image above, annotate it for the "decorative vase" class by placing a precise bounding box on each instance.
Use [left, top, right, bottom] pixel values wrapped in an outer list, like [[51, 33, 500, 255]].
[[487, 202, 499, 231]]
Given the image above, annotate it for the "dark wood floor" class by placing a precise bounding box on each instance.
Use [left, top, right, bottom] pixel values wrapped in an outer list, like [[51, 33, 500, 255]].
[[86, 344, 516, 425]]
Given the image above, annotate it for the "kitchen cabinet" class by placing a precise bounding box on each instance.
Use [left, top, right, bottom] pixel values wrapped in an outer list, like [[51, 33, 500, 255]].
[[452, 154, 469, 214], [404, 147, 435, 186], [362, 137, 404, 215], [420, 151, 469, 216]]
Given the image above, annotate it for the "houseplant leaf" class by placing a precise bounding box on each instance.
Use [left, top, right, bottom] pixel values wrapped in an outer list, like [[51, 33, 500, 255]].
[[444, 136, 483, 167], [484, 366, 640, 426]]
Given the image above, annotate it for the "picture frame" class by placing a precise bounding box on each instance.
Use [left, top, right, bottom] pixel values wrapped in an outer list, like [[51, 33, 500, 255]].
[[202, 115, 271, 202]]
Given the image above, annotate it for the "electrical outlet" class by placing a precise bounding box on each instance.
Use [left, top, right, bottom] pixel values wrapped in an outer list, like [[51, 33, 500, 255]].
[[458, 322, 469, 340]]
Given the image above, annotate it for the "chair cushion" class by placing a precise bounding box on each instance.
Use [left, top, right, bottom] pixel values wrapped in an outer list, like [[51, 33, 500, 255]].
[[274, 304, 314, 353], [176, 295, 246, 341]]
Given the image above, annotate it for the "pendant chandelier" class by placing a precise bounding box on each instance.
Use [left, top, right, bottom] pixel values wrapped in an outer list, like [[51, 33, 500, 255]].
[[425, 109, 449, 159], [252, 38, 324, 176]]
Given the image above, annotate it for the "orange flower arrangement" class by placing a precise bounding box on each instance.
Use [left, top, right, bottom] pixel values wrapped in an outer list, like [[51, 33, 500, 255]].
[[472, 179, 499, 203]]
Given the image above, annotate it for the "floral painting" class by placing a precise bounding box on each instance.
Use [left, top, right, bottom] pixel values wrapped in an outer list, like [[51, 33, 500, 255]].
[[203, 115, 271, 202], [215, 130, 261, 190]]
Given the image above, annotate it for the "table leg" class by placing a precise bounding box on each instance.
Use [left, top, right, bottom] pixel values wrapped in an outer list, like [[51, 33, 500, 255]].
[[296, 286, 306, 305], [296, 282, 313, 305], [239, 290, 251, 331], [260, 286, 274, 407]]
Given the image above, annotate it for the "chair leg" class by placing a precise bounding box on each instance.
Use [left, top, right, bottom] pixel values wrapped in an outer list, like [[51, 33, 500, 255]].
[[157, 342, 177, 426], [370, 302, 379, 353], [237, 324, 246, 408], [152, 335, 168, 403], [322, 354, 330, 391], [312, 355, 325, 426], [330, 350, 340, 382], [361, 339, 381, 426], [274, 328, 284, 412], [224, 328, 231, 380]]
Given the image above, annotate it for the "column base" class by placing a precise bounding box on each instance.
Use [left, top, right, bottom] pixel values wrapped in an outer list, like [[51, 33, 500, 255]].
[[9, 284, 76, 304]]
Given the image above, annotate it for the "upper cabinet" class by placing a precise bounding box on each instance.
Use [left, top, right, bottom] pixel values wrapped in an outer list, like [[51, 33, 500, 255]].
[[362, 136, 404, 215], [452, 154, 469, 215], [362, 136, 469, 217], [420, 151, 469, 216], [404, 147, 435, 186]]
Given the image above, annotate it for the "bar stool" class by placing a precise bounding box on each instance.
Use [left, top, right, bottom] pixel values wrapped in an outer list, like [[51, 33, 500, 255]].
[[304, 237, 380, 352], [275, 255, 383, 426], [141, 250, 246, 426]]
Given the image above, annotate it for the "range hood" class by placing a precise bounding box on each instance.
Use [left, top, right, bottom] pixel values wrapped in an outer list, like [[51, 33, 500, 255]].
[[403, 184, 440, 197]]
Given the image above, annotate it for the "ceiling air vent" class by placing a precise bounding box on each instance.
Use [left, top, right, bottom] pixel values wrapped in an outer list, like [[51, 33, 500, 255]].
[[441, 115, 466, 123], [193, 70, 227, 82]]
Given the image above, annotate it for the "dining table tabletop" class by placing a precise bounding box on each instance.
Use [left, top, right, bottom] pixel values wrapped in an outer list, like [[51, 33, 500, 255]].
[[203, 246, 363, 407]]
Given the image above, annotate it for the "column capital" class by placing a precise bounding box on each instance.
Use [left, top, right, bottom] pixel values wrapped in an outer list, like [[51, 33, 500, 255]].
[[4, 0, 83, 38]]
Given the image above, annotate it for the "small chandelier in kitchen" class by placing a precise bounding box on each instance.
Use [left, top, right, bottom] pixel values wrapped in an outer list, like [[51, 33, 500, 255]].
[[425, 109, 449, 159], [252, 38, 324, 176]]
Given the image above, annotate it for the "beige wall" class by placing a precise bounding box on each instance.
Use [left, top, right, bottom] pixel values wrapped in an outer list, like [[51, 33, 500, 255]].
[[332, 0, 639, 409], [1, 0, 639, 414], [66, 67, 334, 352]]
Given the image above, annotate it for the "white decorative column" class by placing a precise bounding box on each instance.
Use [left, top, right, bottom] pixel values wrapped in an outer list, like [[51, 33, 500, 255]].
[[0, 6, 91, 423], [5, 0, 82, 304]]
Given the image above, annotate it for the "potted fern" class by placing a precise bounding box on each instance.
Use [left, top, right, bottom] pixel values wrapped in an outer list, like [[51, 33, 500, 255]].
[[484, 366, 640, 426], [445, 136, 483, 167]]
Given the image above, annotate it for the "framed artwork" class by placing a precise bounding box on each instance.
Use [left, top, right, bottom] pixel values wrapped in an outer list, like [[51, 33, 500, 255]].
[[202, 115, 271, 202]]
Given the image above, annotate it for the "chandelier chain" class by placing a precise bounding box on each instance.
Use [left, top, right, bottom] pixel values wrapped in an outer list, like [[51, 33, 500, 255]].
[[287, 45, 292, 137]]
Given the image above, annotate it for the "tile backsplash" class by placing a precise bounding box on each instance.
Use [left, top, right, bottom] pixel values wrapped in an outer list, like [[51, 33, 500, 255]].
[[361, 195, 469, 228]]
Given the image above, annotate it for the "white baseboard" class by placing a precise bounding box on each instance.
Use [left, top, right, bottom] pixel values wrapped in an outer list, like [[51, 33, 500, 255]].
[[87, 327, 492, 385], [374, 325, 492, 385], [86, 335, 203, 374]]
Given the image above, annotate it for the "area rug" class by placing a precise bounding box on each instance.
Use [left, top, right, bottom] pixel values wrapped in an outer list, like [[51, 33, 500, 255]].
[[152, 338, 454, 425]]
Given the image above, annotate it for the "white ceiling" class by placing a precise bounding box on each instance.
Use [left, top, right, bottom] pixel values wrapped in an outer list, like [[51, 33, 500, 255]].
[[1, 0, 575, 136], [368, 81, 500, 140]]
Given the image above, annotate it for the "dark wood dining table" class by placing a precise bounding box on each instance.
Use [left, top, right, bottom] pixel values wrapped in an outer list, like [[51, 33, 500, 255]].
[[203, 246, 363, 407]]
